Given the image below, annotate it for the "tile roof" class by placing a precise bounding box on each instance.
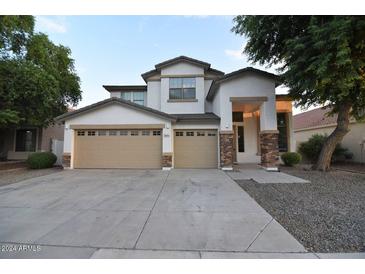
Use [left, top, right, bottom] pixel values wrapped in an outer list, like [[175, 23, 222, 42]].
[[55, 97, 177, 122], [173, 113, 220, 121], [293, 107, 337, 130], [103, 85, 147, 92]]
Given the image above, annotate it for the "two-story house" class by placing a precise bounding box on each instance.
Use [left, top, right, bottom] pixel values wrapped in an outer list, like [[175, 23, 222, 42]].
[[56, 56, 294, 171]]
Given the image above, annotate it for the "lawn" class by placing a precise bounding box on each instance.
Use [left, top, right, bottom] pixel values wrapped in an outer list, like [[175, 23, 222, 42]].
[[235, 166, 365, 253]]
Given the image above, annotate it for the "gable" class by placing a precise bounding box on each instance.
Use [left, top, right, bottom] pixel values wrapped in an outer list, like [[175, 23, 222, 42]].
[[207, 68, 279, 101], [161, 62, 205, 76], [66, 103, 170, 126]]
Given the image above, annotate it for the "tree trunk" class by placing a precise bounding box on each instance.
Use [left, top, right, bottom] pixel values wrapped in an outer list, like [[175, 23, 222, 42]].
[[313, 103, 352, 171]]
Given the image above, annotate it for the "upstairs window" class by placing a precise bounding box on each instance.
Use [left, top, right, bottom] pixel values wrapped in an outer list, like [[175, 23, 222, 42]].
[[169, 78, 196, 100], [120, 91, 146, 106]]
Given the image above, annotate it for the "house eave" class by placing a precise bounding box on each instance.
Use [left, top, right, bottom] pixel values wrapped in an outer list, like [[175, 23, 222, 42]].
[[103, 85, 147, 92], [55, 98, 177, 122]]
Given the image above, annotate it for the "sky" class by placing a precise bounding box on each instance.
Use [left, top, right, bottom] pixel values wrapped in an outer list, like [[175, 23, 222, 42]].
[[34, 16, 296, 111]]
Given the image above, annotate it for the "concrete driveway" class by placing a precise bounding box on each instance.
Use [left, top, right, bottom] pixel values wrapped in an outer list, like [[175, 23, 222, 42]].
[[0, 169, 308, 258]]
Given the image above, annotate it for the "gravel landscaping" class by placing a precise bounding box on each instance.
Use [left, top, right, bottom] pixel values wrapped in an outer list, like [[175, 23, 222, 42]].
[[332, 162, 365, 174], [235, 167, 365, 253], [0, 167, 63, 187]]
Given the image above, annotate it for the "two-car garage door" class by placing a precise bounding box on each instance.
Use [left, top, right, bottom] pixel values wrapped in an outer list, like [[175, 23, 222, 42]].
[[73, 128, 218, 169], [74, 129, 162, 169]]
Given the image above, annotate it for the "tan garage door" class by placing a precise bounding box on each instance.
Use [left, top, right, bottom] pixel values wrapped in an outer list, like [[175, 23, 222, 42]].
[[174, 129, 218, 169], [74, 129, 162, 169]]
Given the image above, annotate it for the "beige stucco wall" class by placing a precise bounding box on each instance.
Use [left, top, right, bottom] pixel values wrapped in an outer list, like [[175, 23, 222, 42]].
[[294, 122, 365, 163], [40, 123, 64, 151]]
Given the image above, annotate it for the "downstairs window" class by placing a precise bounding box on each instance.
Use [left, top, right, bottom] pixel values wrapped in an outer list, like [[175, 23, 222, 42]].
[[15, 129, 37, 152]]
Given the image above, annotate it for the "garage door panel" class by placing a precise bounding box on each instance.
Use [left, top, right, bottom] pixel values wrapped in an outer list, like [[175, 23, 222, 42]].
[[174, 130, 218, 169], [74, 130, 162, 169]]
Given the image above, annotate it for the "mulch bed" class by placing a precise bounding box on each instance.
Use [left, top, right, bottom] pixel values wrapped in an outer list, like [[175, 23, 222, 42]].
[[0, 161, 27, 170], [235, 166, 365, 253]]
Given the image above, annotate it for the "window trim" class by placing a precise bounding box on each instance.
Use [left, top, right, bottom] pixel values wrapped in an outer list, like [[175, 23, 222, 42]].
[[168, 77, 196, 100]]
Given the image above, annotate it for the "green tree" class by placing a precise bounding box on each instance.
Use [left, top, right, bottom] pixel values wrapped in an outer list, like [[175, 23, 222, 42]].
[[0, 15, 81, 128], [232, 16, 365, 171]]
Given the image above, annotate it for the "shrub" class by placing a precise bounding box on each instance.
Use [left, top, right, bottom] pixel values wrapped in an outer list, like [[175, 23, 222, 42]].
[[281, 152, 301, 166], [298, 134, 348, 163], [27, 152, 57, 169]]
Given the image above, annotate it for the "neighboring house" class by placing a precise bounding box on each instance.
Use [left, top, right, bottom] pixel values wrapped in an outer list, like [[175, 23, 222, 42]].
[[56, 56, 295, 170], [294, 107, 365, 163], [0, 123, 64, 160]]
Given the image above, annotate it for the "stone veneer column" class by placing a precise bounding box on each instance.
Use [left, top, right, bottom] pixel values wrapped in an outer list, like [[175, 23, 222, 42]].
[[62, 153, 71, 168], [162, 153, 173, 169], [259, 130, 279, 170], [219, 131, 234, 169]]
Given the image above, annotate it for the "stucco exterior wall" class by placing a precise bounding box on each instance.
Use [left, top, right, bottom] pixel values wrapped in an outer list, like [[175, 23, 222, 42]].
[[40, 123, 64, 151], [204, 79, 213, 113], [109, 91, 120, 98], [147, 81, 161, 110], [161, 62, 204, 76], [294, 122, 365, 163], [212, 90, 221, 120], [213, 73, 277, 131]]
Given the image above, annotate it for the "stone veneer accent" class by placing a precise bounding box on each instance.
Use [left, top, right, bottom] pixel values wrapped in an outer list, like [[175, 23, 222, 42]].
[[219, 132, 234, 168], [62, 153, 71, 168], [259, 130, 279, 168], [162, 153, 173, 168]]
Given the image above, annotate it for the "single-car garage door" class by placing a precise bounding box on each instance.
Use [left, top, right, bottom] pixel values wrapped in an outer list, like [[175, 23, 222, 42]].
[[174, 129, 218, 169], [74, 129, 162, 169]]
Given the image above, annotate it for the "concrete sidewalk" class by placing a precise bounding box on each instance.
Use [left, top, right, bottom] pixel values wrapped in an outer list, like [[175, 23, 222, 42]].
[[0, 243, 363, 258], [228, 169, 310, 184]]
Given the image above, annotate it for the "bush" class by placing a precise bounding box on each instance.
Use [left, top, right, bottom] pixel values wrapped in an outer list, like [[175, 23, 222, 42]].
[[281, 152, 301, 166], [298, 134, 349, 163], [27, 152, 57, 169]]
